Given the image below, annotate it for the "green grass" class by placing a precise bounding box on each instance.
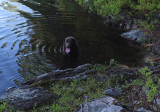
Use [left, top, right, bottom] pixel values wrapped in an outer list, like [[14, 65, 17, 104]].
[[0, 102, 7, 112], [30, 77, 111, 112], [0, 101, 13, 112], [49, 77, 111, 112], [3, 65, 160, 111]]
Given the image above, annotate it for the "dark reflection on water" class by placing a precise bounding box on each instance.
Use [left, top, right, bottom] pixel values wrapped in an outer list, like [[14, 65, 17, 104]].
[[0, 0, 145, 95]]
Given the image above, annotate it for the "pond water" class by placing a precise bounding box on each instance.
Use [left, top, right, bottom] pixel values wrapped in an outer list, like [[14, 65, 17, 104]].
[[0, 0, 145, 95]]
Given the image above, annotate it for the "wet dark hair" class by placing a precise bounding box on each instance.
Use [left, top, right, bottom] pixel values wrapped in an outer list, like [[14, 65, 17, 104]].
[[61, 36, 79, 69], [62, 36, 79, 57]]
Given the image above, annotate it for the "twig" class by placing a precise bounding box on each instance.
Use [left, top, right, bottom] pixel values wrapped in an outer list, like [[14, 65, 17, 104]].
[[80, 104, 83, 112], [154, 97, 160, 111], [85, 95, 89, 112]]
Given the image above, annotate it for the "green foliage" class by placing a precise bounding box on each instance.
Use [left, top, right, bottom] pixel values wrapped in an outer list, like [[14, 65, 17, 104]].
[[119, 67, 160, 111], [74, 0, 160, 33], [75, 0, 160, 22], [139, 67, 152, 77], [48, 77, 110, 112], [131, 79, 144, 86], [135, 0, 160, 12], [93, 65, 107, 72], [0, 101, 13, 112], [94, 0, 130, 16], [92, 59, 119, 73], [109, 58, 119, 66], [139, 21, 155, 31], [0, 102, 7, 112], [50, 104, 67, 112], [145, 77, 157, 102], [139, 67, 159, 103]]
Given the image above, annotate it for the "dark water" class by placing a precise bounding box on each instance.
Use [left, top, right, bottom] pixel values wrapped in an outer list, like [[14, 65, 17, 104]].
[[0, 0, 145, 95]]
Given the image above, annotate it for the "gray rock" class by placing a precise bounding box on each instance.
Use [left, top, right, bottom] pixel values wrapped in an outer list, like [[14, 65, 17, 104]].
[[104, 15, 114, 25], [0, 86, 57, 110], [137, 107, 152, 112], [77, 96, 125, 112], [153, 45, 160, 55], [132, 24, 138, 29], [77, 87, 86, 93], [104, 88, 122, 97], [121, 30, 146, 43], [73, 64, 93, 73], [153, 99, 160, 111]]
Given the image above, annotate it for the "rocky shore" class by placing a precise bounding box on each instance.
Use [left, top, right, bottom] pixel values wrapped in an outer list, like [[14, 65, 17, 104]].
[[1, 12, 160, 110], [0, 1, 160, 112], [1, 63, 160, 111]]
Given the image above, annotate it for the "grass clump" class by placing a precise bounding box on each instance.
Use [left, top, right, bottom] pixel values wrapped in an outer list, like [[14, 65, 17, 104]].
[[0, 101, 7, 112], [93, 64, 107, 73], [0, 101, 13, 112]]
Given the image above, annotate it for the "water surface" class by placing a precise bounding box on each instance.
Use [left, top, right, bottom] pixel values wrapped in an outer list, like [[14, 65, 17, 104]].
[[0, 0, 145, 95]]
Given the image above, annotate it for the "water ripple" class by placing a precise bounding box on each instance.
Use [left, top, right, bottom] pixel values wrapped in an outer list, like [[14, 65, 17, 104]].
[[0, 0, 146, 96], [0, 0, 39, 95]]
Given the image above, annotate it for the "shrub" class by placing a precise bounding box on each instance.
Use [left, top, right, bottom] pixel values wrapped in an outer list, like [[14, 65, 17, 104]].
[[139, 67, 160, 110]]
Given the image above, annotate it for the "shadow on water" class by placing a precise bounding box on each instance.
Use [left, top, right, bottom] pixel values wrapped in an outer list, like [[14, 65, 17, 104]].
[[0, 0, 146, 95], [18, 0, 145, 67]]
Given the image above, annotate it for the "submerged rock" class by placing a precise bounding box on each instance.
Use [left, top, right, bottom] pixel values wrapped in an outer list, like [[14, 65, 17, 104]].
[[0, 86, 57, 111], [77, 96, 125, 112], [121, 30, 146, 43], [23, 64, 96, 85]]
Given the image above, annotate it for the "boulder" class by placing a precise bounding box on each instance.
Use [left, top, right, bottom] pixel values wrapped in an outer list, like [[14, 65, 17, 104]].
[[0, 86, 57, 111], [77, 96, 125, 112], [121, 30, 146, 43], [137, 107, 152, 112]]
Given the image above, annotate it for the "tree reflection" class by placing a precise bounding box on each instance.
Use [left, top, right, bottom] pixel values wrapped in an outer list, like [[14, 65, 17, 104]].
[[0, 1, 18, 12]]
